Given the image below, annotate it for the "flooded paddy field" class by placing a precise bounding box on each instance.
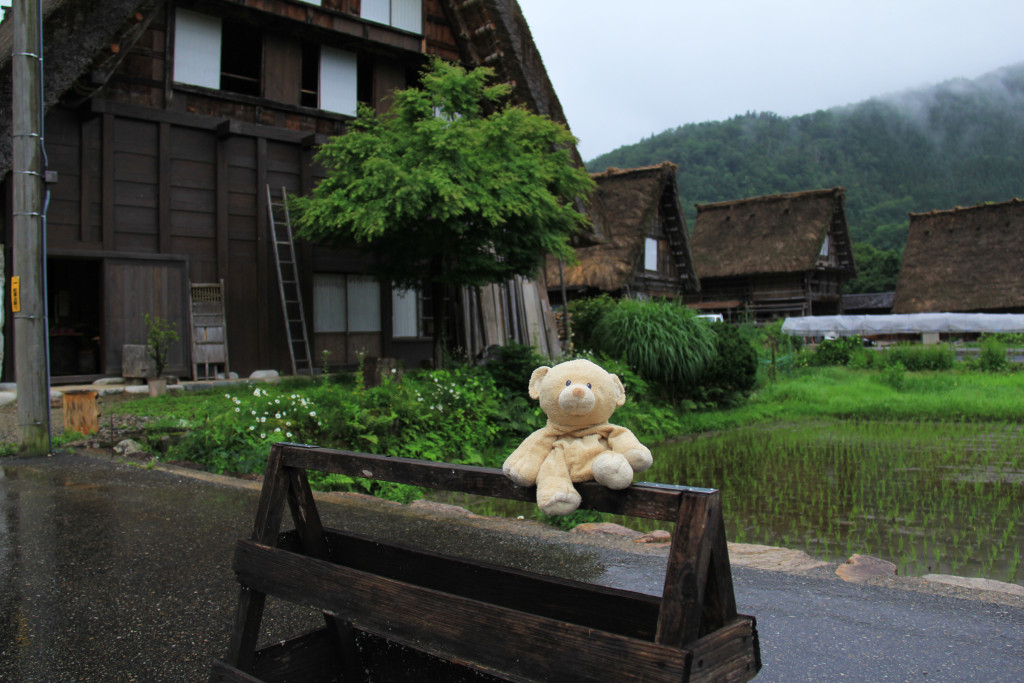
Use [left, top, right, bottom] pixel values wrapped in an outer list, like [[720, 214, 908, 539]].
[[648, 420, 1024, 586]]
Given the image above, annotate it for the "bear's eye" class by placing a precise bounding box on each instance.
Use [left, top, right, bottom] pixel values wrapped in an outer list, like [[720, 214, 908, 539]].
[[565, 380, 571, 386], [587, 383, 592, 389]]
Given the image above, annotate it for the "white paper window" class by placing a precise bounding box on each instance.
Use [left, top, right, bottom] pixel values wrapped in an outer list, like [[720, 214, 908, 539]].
[[347, 276, 382, 332], [313, 274, 347, 333], [819, 234, 831, 257], [391, 0, 422, 33], [320, 46, 358, 116], [174, 9, 222, 89], [361, 0, 390, 25], [392, 288, 420, 338], [644, 238, 659, 272]]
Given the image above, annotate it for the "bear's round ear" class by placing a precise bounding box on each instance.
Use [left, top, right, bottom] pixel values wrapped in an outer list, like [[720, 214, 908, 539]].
[[609, 373, 626, 407], [528, 366, 551, 400]]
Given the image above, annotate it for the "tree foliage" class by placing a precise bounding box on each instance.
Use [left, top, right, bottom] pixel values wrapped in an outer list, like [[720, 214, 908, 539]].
[[291, 58, 595, 291]]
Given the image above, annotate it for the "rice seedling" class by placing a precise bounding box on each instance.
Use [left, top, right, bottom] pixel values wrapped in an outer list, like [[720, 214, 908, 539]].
[[651, 417, 1024, 586]]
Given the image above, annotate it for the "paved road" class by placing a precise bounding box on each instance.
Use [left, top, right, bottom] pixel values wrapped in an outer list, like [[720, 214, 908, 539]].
[[0, 452, 1021, 682]]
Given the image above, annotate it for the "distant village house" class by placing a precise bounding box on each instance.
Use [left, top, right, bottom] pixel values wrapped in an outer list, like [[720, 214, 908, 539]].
[[545, 162, 699, 306], [685, 187, 856, 322], [892, 199, 1024, 314]]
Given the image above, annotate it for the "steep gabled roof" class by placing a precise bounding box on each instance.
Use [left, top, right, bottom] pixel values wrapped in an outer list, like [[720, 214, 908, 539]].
[[892, 199, 1024, 313], [545, 162, 697, 292], [691, 187, 853, 279], [0, 0, 163, 177]]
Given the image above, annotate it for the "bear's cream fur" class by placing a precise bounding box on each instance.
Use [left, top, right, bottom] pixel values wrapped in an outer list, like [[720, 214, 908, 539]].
[[502, 359, 652, 516]]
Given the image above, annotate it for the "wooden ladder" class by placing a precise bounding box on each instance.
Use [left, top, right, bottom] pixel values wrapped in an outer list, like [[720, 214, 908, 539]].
[[266, 185, 313, 376]]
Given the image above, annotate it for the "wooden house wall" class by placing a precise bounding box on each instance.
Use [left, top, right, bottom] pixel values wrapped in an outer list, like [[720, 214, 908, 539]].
[[1, 0, 506, 381]]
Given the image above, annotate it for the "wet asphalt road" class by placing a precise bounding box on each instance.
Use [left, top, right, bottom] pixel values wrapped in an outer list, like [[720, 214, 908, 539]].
[[0, 452, 1021, 682]]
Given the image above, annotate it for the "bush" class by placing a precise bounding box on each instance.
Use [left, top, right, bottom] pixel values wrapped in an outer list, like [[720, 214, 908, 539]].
[[880, 343, 954, 371], [590, 299, 717, 399], [978, 336, 1008, 372], [812, 337, 863, 366], [567, 294, 616, 351], [481, 341, 549, 398], [692, 322, 758, 405]]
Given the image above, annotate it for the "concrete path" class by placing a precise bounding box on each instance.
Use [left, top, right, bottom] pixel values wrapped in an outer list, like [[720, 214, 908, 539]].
[[0, 452, 1021, 682]]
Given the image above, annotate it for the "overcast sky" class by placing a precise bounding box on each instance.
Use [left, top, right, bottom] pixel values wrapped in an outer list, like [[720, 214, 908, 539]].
[[516, 0, 1024, 161]]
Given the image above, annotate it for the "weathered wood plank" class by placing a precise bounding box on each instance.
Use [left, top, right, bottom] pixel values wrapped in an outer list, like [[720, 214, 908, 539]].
[[687, 617, 760, 683], [277, 528, 662, 640], [250, 628, 340, 683], [275, 444, 716, 521], [234, 540, 692, 683], [657, 491, 719, 646], [209, 659, 266, 683]]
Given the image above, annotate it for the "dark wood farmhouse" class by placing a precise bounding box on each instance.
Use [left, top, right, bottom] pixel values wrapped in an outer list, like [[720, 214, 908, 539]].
[[1, 0, 572, 382], [686, 187, 856, 322], [892, 199, 1024, 314], [545, 162, 699, 305]]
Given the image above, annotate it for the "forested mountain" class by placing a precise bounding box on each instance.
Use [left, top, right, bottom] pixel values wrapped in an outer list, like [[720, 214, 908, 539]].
[[586, 63, 1024, 292]]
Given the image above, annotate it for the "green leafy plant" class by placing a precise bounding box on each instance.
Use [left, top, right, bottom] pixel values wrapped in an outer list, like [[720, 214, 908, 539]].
[[481, 341, 549, 398], [143, 313, 179, 378], [978, 336, 1008, 372], [880, 343, 954, 371], [590, 299, 716, 401], [566, 294, 617, 352], [691, 322, 758, 405]]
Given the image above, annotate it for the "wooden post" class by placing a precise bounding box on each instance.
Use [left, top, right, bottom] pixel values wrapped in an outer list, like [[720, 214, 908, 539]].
[[12, 0, 51, 455]]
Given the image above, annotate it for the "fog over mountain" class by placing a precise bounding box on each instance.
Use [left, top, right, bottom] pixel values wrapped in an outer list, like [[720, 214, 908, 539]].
[[587, 62, 1024, 260]]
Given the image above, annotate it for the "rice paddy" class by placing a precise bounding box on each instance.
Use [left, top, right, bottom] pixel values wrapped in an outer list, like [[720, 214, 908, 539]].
[[649, 419, 1024, 586]]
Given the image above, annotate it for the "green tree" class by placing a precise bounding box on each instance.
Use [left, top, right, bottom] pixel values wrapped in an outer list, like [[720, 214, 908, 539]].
[[292, 58, 595, 367]]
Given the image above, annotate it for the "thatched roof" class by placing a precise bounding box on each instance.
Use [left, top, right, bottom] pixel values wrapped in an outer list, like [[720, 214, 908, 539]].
[[892, 199, 1024, 313], [690, 187, 853, 279], [0, 0, 162, 178], [545, 162, 697, 292]]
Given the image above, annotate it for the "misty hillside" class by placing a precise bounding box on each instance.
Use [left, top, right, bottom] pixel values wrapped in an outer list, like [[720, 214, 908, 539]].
[[587, 63, 1024, 290]]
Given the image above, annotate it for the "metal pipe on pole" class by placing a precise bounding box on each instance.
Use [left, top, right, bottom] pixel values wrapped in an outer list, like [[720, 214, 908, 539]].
[[12, 0, 51, 454]]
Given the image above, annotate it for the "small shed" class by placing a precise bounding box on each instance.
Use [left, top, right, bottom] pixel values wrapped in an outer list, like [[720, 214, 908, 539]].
[[892, 199, 1024, 314], [687, 187, 856, 322], [546, 162, 699, 305]]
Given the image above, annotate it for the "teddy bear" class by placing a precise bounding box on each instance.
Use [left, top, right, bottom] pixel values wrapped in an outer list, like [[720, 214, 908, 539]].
[[502, 358, 653, 516]]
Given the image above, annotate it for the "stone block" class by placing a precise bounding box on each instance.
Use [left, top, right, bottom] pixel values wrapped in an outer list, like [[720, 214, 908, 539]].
[[122, 344, 155, 379]]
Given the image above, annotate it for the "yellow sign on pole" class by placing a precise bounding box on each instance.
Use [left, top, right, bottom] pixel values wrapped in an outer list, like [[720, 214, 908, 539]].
[[11, 276, 20, 312]]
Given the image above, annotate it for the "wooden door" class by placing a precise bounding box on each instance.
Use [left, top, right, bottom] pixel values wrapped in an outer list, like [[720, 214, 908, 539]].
[[103, 258, 190, 376]]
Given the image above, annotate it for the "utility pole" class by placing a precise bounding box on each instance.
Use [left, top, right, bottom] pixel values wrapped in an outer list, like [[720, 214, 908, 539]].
[[12, 0, 51, 454]]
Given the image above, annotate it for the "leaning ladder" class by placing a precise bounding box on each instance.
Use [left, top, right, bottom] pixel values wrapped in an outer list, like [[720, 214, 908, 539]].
[[266, 185, 313, 376]]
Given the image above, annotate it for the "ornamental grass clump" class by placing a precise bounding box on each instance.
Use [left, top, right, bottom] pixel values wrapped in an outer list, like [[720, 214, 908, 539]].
[[591, 299, 716, 401]]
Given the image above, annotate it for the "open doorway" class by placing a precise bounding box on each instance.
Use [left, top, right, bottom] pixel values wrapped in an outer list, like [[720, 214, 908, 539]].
[[48, 257, 102, 379]]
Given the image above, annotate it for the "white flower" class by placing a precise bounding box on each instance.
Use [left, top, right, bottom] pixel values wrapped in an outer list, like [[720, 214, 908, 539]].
[[275, 413, 281, 419], [309, 411, 317, 417], [235, 407, 240, 413], [260, 433, 266, 439], [286, 432, 293, 438]]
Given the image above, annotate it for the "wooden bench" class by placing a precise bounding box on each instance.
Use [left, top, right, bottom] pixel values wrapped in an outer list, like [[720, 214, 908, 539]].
[[210, 442, 762, 682]]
